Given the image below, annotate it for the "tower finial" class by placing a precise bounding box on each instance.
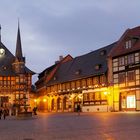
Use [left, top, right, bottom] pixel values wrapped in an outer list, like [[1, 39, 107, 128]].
[[15, 21, 23, 61], [18, 18, 20, 29]]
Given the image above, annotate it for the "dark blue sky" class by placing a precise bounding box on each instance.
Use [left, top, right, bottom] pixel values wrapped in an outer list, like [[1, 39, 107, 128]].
[[0, 0, 140, 82]]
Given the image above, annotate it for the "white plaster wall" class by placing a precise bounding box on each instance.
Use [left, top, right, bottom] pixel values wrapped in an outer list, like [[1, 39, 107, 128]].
[[82, 105, 108, 112]]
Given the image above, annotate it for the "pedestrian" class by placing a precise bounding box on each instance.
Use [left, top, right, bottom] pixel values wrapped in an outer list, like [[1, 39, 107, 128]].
[[3, 108, 7, 120], [0, 108, 2, 119], [77, 104, 81, 116], [33, 107, 37, 115]]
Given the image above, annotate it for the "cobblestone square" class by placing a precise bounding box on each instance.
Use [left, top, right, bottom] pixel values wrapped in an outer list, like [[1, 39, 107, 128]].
[[0, 112, 140, 140]]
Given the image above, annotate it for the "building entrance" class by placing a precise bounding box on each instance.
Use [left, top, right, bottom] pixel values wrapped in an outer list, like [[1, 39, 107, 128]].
[[0, 96, 9, 107], [120, 92, 136, 111], [126, 95, 136, 109]]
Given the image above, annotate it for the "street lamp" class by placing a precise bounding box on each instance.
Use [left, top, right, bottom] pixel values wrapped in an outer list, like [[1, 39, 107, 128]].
[[43, 98, 47, 102]]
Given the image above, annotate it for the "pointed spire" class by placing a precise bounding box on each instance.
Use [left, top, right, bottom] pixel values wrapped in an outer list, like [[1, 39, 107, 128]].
[[15, 20, 23, 61]]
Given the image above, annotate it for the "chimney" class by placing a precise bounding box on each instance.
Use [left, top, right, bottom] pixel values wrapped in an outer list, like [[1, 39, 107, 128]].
[[59, 55, 63, 61], [55, 60, 59, 64]]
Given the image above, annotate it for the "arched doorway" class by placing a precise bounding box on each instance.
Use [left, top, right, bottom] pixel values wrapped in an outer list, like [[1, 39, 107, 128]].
[[51, 99, 55, 111], [74, 95, 82, 112], [63, 96, 68, 110], [57, 97, 62, 110]]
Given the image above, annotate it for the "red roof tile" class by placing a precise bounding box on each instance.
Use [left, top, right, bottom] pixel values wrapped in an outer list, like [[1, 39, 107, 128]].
[[109, 26, 140, 57]]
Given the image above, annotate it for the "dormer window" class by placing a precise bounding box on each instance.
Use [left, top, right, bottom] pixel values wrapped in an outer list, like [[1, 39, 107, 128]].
[[75, 69, 81, 75], [100, 50, 106, 56], [125, 40, 132, 49], [53, 76, 57, 80], [95, 64, 101, 70], [2, 66, 7, 70]]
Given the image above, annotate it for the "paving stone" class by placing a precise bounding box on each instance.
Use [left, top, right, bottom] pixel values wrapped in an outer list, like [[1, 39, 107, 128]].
[[0, 112, 140, 140]]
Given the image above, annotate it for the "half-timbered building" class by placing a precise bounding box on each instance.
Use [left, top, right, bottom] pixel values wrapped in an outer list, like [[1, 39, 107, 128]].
[[0, 25, 34, 112], [35, 43, 115, 112], [109, 26, 140, 111]]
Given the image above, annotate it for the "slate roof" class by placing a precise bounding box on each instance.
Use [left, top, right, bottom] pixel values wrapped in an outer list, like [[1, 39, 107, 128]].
[[0, 42, 35, 76], [0, 43, 16, 76], [47, 42, 116, 86]]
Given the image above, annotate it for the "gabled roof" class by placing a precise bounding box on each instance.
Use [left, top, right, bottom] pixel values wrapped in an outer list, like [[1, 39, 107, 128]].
[[36, 55, 73, 86], [109, 26, 140, 57], [38, 55, 73, 79], [0, 43, 16, 76], [47, 42, 116, 86]]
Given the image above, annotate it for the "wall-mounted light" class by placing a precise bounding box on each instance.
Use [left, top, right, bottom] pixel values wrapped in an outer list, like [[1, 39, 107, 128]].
[[43, 98, 47, 102], [104, 92, 108, 95], [34, 99, 37, 102]]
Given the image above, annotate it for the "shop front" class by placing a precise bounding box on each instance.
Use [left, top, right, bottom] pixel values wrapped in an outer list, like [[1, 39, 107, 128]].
[[120, 92, 136, 111]]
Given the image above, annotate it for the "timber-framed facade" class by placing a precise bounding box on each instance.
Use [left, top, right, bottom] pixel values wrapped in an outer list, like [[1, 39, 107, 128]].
[[35, 26, 140, 112], [0, 25, 34, 113]]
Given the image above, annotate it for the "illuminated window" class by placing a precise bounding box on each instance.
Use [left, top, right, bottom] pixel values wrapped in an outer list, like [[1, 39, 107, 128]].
[[113, 74, 118, 84], [54, 85, 57, 91], [83, 93, 90, 101], [90, 93, 95, 101], [95, 92, 101, 100], [113, 58, 118, 72], [127, 95, 136, 108], [118, 73, 125, 83], [100, 75, 106, 83], [82, 79, 87, 87], [135, 53, 140, 63], [75, 69, 81, 75], [16, 77, 19, 83], [125, 40, 132, 49], [16, 94, 19, 99], [66, 83, 70, 89], [127, 54, 134, 64], [71, 82, 75, 89], [128, 71, 135, 82], [87, 78, 92, 86], [93, 77, 99, 85], [62, 83, 66, 90], [119, 57, 125, 66], [76, 80, 81, 87], [95, 64, 101, 70], [58, 84, 62, 91]]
